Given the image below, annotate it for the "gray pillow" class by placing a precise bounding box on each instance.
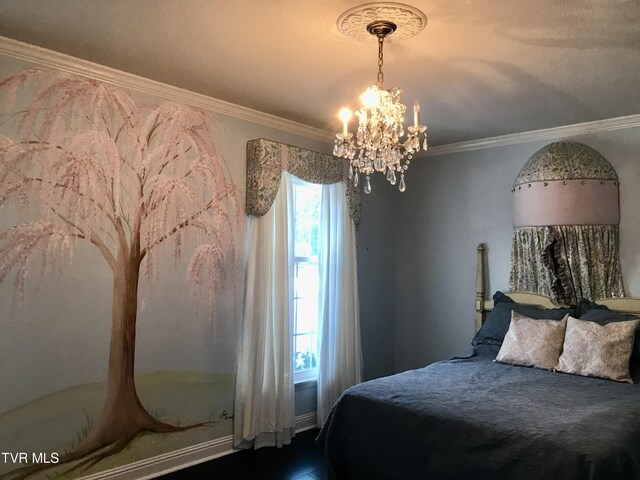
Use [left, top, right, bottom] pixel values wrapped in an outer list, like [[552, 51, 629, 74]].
[[496, 311, 568, 370], [556, 316, 639, 383], [472, 292, 574, 347]]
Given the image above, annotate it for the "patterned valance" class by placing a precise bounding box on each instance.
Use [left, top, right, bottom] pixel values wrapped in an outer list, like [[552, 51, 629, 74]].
[[246, 138, 361, 224]]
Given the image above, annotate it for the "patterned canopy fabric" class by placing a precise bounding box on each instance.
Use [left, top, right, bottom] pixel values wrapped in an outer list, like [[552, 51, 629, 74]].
[[509, 225, 624, 304], [513, 142, 618, 186]]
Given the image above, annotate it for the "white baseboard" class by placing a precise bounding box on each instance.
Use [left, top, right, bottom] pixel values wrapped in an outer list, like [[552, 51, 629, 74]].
[[293, 411, 317, 433], [80, 412, 317, 480]]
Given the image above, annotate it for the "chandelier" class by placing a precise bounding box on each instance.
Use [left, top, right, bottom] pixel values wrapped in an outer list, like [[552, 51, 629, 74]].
[[333, 9, 428, 194]]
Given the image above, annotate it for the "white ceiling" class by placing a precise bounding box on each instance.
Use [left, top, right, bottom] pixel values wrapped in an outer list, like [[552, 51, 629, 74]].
[[1, 0, 639, 146]]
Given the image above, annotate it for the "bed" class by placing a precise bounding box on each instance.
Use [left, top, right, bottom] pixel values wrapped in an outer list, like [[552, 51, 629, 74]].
[[317, 244, 640, 480]]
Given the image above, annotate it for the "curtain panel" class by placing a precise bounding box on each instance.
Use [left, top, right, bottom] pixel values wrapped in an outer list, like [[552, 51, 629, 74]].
[[234, 172, 296, 449], [509, 227, 557, 300], [237, 138, 363, 448], [509, 225, 625, 305], [317, 181, 362, 427], [246, 138, 361, 224]]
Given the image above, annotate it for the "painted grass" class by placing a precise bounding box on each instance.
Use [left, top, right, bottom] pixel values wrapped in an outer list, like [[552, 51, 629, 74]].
[[0, 371, 234, 479]]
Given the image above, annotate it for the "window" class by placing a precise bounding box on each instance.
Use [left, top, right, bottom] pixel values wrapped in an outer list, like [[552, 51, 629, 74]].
[[292, 177, 322, 383]]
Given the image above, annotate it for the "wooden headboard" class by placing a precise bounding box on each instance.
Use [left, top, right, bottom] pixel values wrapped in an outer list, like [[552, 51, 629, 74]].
[[473, 243, 640, 331]]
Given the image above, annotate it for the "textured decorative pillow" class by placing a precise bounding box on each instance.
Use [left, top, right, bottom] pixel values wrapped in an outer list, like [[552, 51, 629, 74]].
[[576, 299, 640, 357], [496, 311, 568, 370], [576, 300, 640, 381], [556, 316, 640, 383], [472, 291, 574, 347]]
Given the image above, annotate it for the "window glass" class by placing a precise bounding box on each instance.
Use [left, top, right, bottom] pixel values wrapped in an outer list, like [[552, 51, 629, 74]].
[[292, 178, 321, 381]]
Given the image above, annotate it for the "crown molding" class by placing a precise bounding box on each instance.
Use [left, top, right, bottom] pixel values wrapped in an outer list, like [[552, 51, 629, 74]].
[[1, 36, 638, 156], [0, 36, 335, 143], [424, 114, 640, 157]]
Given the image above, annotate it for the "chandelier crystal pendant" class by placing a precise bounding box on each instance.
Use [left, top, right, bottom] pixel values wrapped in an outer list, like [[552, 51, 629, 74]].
[[333, 18, 427, 194]]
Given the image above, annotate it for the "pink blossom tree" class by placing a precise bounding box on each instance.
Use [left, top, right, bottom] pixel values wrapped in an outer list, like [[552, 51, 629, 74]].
[[0, 69, 242, 478]]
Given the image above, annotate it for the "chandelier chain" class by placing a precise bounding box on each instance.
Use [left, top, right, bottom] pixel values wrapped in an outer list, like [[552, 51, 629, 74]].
[[377, 35, 385, 87]]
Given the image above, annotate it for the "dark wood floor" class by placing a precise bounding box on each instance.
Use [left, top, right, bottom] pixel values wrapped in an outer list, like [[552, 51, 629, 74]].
[[161, 429, 326, 480]]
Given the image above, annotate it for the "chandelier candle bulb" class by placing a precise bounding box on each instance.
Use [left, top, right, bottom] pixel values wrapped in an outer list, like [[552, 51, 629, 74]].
[[361, 87, 378, 108], [413, 101, 420, 128], [339, 108, 352, 137]]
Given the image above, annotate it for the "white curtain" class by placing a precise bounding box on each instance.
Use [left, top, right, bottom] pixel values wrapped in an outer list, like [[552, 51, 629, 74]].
[[234, 171, 296, 449], [316, 180, 362, 427]]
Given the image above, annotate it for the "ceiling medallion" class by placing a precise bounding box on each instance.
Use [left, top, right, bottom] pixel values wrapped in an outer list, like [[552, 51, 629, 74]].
[[334, 3, 428, 194], [337, 2, 427, 42]]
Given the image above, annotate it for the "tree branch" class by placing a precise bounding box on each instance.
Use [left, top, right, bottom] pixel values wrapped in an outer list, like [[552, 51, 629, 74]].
[[7, 139, 129, 224], [147, 144, 192, 185], [89, 231, 118, 272], [140, 199, 213, 259], [114, 216, 129, 258], [19, 176, 118, 229], [49, 207, 117, 272]]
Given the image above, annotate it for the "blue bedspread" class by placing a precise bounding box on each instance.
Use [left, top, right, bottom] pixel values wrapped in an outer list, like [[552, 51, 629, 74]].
[[317, 346, 640, 480]]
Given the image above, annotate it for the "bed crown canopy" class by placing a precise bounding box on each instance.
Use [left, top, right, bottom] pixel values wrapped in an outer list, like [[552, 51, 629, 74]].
[[512, 142, 619, 227], [509, 141, 624, 304]]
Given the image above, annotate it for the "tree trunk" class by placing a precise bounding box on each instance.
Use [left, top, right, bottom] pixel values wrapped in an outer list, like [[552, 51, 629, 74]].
[[1, 238, 211, 480], [82, 241, 156, 446]]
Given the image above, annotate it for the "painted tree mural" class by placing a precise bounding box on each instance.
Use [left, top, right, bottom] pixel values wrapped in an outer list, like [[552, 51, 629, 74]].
[[0, 69, 242, 478]]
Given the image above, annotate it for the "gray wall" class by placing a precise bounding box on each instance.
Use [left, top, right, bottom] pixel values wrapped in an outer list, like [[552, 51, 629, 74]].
[[393, 127, 640, 372], [356, 174, 398, 380]]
